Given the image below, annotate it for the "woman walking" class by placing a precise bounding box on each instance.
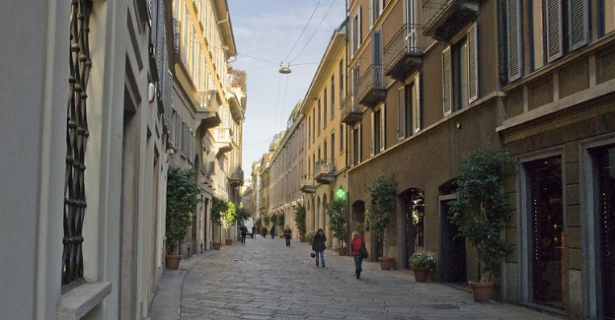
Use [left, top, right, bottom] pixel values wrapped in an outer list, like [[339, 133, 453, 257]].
[[312, 228, 327, 267], [350, 231, 365, 279]]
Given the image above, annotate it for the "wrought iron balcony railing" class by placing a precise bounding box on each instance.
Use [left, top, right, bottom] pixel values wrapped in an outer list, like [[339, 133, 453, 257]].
[[300, 174, 316, 193], [422, 0, 480, 41], [228, 167, 244, 185], [341, 94, 362, 125], [314, 161, 336, 184], [357, 64, 386, 108], [384, 23, 425, 81]]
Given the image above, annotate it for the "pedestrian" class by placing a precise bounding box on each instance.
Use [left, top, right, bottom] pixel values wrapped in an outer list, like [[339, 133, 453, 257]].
[[270, 225, 276, 239], [350, 231, 365, 279], [261, 226, 268, 238], [251, 225, 256, 238], [312, 228, 327, 267], [240, 225, 247, 243], [284, 225, 292, 246]]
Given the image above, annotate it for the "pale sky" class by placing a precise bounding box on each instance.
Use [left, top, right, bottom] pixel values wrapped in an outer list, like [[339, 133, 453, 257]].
[[227, 0, 347, 179]]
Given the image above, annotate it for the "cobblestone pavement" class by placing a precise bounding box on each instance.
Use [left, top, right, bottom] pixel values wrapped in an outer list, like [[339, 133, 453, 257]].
[[152, 236, 564, 320]]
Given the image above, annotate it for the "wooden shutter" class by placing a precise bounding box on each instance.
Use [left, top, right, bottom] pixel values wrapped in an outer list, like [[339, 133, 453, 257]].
[[442, 47, 452, 115], [358, 6, 363, 47], [398, 87, 406, 140], [370, 112, 375, 156], [468, 23, 478, 103], [373, 30, 383, 65], [380, 104, 385, 152], [546, 0, 563, 62], [569, 0, 589, 51], [413, 73, 421, 133], [507, 0, 522, 81]]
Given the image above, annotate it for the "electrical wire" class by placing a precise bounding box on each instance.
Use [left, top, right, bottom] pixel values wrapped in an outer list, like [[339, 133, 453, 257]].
[[290, 0, 337, 64], [282, 0, 323, 64]]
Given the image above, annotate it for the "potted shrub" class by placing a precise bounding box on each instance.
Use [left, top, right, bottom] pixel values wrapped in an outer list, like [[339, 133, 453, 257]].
[[326, 197, 347, 255], [223, 201, 237, 245], [449, 147, 513, 302], [165, 166, 202, 269], [294, 204, 307, 242], [409, 252, 436, 282], [211, 196, 228, 250], [366, 173, 397, 270], [305, 231, 316, 245]]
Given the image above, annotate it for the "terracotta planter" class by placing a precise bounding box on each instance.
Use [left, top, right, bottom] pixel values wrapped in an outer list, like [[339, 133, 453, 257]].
[[337, 247, 347, 256], [165, 254, 182, 270], [299, 235, 306, 242], [413, 268, 429, 282], [469, 281, 495, 302], [378, 257, 394, 270], [212, 242, 221, 250], [225, 239, 233, 245]]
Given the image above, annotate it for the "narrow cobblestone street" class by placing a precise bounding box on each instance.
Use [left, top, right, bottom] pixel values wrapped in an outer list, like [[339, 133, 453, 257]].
[[150, 236, 563, 320]]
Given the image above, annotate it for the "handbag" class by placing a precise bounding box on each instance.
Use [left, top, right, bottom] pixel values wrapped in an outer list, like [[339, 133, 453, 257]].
[[310, 251, 316, 258], [360, 245, 368, 259]]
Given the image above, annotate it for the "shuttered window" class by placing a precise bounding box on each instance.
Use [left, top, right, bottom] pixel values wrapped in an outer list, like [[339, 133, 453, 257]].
[[569, 0, 589, 51], [468, 24, 478, 103], [397, 86, 406, 140], [507, 0, 522, 81], [546, 0, 563, 62], [412, 73, 421, 134], [442, 47, 452, 115]]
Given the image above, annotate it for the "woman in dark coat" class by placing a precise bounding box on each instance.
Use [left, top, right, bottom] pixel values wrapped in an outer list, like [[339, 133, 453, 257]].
[[312, 228, 327, 267]]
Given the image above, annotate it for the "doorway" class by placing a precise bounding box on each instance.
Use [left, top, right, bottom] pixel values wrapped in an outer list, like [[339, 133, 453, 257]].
[[439, 197, 467, 283]]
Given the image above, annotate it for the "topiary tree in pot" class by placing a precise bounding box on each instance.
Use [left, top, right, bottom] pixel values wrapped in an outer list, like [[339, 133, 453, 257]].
[[211, 195, 228, 249], [449, 146, 513, 301], [327, 197, 347, 255], [166, 166, 203, 269], [294, 204, 307, 242], [223, 201, 237, 244], [366, 173, 398, 270]]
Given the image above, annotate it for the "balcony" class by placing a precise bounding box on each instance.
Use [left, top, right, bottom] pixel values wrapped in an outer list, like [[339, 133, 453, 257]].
[[300, 174, 316, 193], [314, 161, 336, 184], [384, 24, 424, 81], [214, 127, 232, 154], [195, 90, 221, 135], [341, 94, 362, 125], [357, 64, 386, 108], [422, 0, 480, 41], [228, 167, 244, 186]]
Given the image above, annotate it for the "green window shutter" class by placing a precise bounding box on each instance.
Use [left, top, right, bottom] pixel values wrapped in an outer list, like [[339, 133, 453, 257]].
[[546, 0, 563, 62], [442, 46, 452, 115], [398, 87, 406, 140], [413, 73, 421, 133], [569, 0, 589, 51], [507, 0, 522, 81], [468, 23, 478, 103]]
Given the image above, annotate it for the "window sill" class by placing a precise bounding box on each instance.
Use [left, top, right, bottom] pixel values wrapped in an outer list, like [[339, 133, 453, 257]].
[[57, 282, 112, 320]]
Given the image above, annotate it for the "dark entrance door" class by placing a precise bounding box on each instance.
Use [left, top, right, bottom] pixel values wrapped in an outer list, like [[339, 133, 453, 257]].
[[526, 156, 565, 309], [595, 145, 615, 320], [439, 199, 466, 283]]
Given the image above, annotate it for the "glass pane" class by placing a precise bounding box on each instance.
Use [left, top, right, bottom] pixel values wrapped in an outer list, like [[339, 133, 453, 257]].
[[527, 156, 565, 309]]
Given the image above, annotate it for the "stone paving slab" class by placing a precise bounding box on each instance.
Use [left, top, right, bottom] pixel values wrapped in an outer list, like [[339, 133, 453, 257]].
[[150, 236, 565, 320]]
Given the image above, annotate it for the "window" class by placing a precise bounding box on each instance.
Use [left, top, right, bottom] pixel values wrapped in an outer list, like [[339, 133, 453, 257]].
[[371, 105, 385, 155], [352, 125, 361, 166], [351, 6, 363, 56], [398, 73, 421, 140], [330, 76, 335, 118], [442, 23, 477, 115], [339, 61, 344, 105], [601, 0, 615, 36], [323, 90, 328, 127], [331, 132, 335, 163], [339, 124, 344, 154], [370, 0, 386, 27], [507, 0, 591, 79], [318, 99, 321, 135]]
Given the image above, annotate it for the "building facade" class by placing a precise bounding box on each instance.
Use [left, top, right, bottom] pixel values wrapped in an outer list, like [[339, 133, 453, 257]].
[[301, 23, 349, 249], [0, 0, 172, 318]]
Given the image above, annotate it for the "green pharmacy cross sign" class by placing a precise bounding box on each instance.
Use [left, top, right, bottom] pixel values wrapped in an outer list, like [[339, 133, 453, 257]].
[[335, 186, 346, 199]]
